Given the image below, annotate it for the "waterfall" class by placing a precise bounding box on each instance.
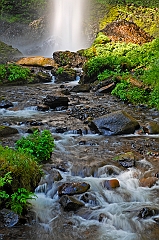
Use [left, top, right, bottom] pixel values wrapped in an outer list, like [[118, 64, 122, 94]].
[[51, 0, 89, 52]]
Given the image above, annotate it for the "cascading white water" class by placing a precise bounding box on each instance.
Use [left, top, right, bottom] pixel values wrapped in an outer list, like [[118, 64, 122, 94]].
[[51, 0, 89, 52]]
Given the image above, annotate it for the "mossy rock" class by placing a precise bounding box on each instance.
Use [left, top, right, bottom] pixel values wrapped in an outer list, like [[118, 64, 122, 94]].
[[0, 125, 18, 137], [0, 41, 23, 64]]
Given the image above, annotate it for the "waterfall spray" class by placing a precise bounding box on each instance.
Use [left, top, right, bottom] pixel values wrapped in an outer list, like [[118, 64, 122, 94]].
[[51, 0, 89, 52]]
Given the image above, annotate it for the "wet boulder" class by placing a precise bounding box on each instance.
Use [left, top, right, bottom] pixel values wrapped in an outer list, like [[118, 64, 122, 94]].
[[0, 125, 18, 137], [139, 177, 158, 188], [52, 68, 76, 83], [113, 152, 136, 168], [0, 100, 13, 108], [36, 72, 52, 83], [88, 110, 140, 135], [59, 195, 84, 211], [58, 182, 90, 197], [138, 207, 159, 219], [102, 179, 120, 190], [42, 95, 69, 109]]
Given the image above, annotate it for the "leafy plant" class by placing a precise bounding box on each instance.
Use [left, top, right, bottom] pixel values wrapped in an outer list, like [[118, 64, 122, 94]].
[[9, 188, 36, 215], [56, 67, 64, 75], [16, 130, 55, 162], [0, 64, 32, 83], [0, 172, 36, 215]]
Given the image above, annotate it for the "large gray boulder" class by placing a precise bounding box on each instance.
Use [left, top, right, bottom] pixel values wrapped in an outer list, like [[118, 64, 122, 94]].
[[88, 110, 140, 135]]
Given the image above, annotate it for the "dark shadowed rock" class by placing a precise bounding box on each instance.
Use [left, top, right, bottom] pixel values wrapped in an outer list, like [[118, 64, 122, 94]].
[[53, 51, 86, 68], [59, 195, 84, 211], [53, 68, 76, 83], [0, 100, 13, 108], [0, 125, 18, 137], [71, 84, 91, 92], [138, 207, 159, 219], [58, 182, 90, 196], [88, 110, 140, 135], [42, 95, 69, 109], [37, 104, 50, 111]]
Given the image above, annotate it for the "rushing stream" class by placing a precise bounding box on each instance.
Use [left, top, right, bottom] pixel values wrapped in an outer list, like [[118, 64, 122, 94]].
[[0, 81, 159, 240]]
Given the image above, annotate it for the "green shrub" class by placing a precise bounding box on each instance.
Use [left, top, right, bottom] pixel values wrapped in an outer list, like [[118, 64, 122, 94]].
[[16, 130, 55, 163]]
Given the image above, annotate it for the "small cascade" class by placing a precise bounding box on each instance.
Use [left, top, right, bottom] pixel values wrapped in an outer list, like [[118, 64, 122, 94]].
[[28, 133, 159, 240]]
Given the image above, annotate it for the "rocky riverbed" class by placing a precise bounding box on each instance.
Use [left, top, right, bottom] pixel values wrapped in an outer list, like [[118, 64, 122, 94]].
[[0, 80, 159, 239]]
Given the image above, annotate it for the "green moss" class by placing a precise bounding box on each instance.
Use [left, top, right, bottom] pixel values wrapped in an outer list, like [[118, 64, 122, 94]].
[[0, 145, 42, 193]]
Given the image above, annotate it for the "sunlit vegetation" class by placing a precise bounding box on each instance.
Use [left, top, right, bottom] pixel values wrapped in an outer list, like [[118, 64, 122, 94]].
[[0, 64, 34, 84], [83, 33, 159, 109]]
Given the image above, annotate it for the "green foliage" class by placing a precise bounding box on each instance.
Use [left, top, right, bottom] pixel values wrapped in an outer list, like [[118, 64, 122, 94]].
[[16, 130, 55, 163], [111, 80, 149, 104], [0, 172, 36, 215], [56, 67, 64, 75], [0, 64, 32, 83], [83, 55, 131, 78], [9, 188, 36, 215], [0, 145, 42, 192]]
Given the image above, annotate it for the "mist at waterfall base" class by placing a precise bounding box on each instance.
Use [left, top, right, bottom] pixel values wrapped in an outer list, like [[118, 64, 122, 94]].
[[50, 0, 90, 53]]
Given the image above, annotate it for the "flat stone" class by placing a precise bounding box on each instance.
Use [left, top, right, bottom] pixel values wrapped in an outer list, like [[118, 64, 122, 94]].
[[58, 182, 90, 196], [59, 195, 84, 211]]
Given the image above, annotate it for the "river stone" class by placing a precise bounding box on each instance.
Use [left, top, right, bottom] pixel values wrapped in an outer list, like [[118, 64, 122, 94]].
[[42, 95, 69, 109], [139, 177, 158, 188], [0, 209, 19, 227], [0, 125, 18, 137], [16, 56, 57, 68], [88, 110, 140, 135], [58, 182, 90, 196], [0, 100, 13, 108], [59, 195, 84, 211], [102, 179, 120, 190]]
